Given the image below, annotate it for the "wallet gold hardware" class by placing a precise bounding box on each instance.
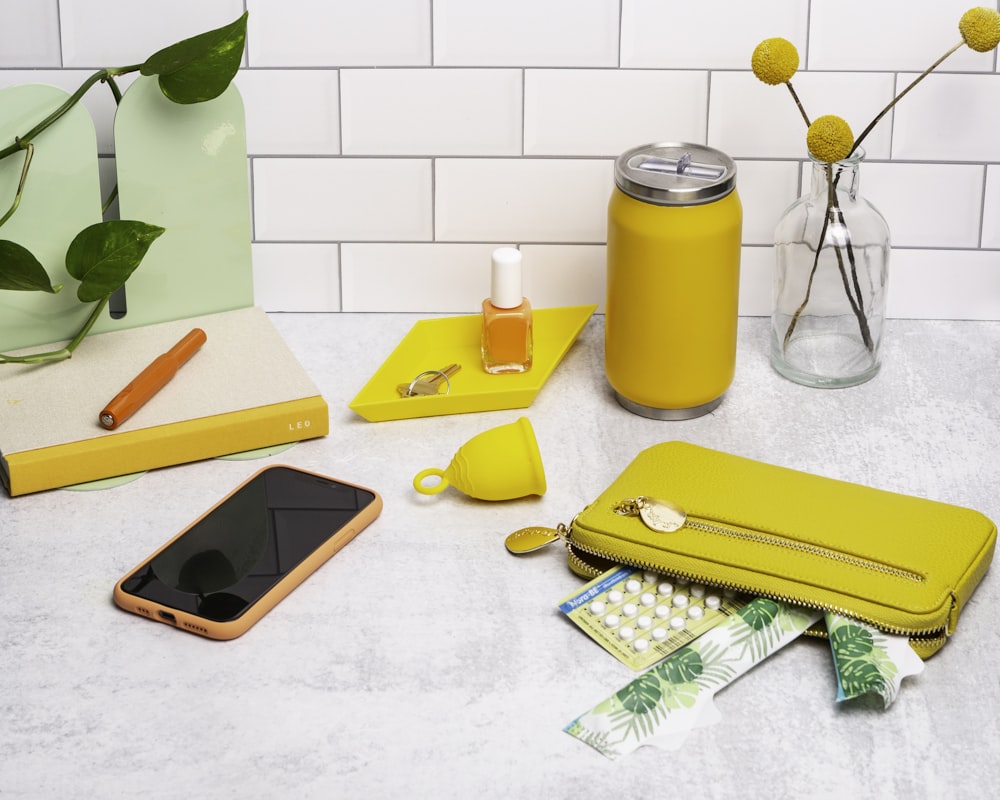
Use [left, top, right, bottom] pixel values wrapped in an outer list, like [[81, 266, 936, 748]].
[[508, 442, 996, 659]]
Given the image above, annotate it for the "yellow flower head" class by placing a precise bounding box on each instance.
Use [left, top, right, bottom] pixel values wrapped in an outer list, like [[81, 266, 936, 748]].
[[807, 115, 855, 163], [751, 38, 800, 85], [959, 7, 1000, 52]]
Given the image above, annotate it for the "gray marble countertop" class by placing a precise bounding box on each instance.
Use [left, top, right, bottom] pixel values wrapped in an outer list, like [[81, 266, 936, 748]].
[[2, 313, 999, 799]]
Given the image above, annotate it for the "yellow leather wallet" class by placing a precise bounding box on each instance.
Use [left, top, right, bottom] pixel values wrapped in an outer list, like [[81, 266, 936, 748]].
[[509, 441, 996, 659]]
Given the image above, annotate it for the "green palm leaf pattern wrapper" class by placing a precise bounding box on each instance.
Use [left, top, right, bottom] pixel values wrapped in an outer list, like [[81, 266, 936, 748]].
[[825, 613, 924, 708], [566, 598, 821, 759]]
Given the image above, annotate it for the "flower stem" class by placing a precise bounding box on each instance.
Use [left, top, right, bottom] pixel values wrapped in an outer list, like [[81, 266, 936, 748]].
[[785, 81, 811, 127], [783, 166, 832, 350], [832, 202, 873, 349], [850, 41, 964, 156], [783, 163, 874, 353], [783, 219, 824, 350], [829, 218, 874, 351]]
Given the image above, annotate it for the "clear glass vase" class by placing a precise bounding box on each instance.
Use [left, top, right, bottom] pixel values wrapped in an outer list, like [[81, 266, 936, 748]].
[[770, 150, 890, 388]]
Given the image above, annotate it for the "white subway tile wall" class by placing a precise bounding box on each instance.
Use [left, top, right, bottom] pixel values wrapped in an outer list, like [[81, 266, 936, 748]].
[[2, 0, 999, 318]]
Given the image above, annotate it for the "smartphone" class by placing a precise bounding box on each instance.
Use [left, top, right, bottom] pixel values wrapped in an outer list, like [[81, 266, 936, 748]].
[[113, 465, 382, 640]]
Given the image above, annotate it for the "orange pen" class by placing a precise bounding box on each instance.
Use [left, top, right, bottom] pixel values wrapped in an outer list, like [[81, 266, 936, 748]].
[[99, 328, 207, 430]]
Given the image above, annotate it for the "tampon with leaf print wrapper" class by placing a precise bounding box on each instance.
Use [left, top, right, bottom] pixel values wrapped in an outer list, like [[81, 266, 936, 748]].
[[565, 598, 821, 760], [825, 612, 924, 708]]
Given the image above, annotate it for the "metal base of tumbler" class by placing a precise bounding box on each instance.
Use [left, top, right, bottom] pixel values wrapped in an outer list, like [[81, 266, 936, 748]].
[[613, 391, 724, 421]]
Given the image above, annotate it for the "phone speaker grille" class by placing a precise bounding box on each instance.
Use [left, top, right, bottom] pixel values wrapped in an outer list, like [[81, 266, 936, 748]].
[[183, 621, 209, 634], [136, 606, 152, 617]]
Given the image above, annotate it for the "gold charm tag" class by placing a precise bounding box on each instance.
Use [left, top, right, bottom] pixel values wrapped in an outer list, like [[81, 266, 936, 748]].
[[636, 497, 687, 533], [505, 526, 563, 554]]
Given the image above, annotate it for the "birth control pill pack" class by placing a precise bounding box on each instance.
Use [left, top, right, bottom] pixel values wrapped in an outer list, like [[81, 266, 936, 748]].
[[558, 566, 746, 671]]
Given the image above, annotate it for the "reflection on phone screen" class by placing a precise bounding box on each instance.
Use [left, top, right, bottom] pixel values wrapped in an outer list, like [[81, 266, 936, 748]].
[[120, 468, 376, 622]]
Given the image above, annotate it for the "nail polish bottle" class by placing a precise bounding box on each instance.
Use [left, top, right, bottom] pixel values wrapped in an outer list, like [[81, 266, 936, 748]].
[[481, 247, 532, 374]]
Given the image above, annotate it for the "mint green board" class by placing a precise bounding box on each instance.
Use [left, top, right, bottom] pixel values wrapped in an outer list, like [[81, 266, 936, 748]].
[[0, 84, 104, 350], [112, 75, 253, 328]]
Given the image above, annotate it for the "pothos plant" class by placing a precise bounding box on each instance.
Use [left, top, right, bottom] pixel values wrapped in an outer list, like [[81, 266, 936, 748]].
[[0, 12, 249, 365]]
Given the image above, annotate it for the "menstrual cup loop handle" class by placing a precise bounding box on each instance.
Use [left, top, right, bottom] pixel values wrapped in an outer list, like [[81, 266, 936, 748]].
[[413, 467, 450, 495]]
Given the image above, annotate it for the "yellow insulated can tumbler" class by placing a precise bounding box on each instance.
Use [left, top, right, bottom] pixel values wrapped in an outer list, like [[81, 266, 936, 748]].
[[605, 142, 742, 419]]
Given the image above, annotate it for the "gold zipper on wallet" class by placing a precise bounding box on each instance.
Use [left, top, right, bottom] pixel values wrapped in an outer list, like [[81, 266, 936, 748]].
[[614, 496, 925, 584], [505, 499, 946, 645]]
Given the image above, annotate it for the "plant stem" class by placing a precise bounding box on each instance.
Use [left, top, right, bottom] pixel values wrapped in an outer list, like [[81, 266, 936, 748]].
[[104, 74, 125, 104], [833, 202, 872, 346], [0, 140, 33, 228], [850, 41, 964, 156], [785, 81, 811, 127], [783, 219, 825, 350], [101, 74, 125, 215], [783, 166, 832, 350], [102, 186, 119, 215], [0, 64, 142, 161], [784, 163, 875, 354], [829, 216, 874, 351], [0, 294, 110, 364]]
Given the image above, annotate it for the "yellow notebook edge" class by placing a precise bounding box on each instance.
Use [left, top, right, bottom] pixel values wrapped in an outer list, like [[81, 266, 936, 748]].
[[2, 395, 329, 497]]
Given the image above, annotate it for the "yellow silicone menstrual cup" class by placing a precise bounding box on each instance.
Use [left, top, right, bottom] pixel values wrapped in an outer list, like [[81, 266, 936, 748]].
[[413, 417, 547, 501]]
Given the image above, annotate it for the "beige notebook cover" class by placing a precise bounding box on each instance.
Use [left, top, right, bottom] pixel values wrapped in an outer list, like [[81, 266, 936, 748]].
[[0, 306, 328, 495]]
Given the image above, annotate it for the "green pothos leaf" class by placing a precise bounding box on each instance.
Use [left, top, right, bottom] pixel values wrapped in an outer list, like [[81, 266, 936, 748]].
[[65, 220, 165, 302], [140, 12, 248, 104], [0, 240, 61, 293]]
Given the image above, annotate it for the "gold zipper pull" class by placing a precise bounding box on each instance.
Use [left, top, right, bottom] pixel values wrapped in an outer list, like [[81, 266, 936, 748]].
[[505, 523, 569, 554], [615, 496, 687, 533]]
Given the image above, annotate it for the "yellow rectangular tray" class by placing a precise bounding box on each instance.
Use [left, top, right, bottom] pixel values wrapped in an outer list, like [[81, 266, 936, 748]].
[[349, 305, 597, 422]]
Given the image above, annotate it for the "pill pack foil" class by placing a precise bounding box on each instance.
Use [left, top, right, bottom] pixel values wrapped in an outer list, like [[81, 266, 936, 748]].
[[558, 565, 746, 671]]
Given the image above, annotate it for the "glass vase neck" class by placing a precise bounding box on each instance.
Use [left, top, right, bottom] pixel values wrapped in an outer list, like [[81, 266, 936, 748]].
[[810, 149, 864, 202]]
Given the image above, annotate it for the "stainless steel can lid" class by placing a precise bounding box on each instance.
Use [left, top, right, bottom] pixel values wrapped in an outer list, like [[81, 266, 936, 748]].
[[614, 142, 737, 206]]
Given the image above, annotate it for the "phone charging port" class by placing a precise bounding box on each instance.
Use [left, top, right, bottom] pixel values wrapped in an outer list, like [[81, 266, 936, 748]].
[[158, 610, 177, 624]]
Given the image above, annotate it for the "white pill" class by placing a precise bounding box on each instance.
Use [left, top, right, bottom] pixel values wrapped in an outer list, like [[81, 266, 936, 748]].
[[687, 605, 704, 620], [633, 638, 650, 653], [670, 616, 686, 631], [636, 615, 653, 630], [642, 571, 658, 584], [705, 595, 722, 610], [657, 583, 674, 597], [654, 605, 671, 619], [622, 602, 638, 618], [639, 592, 656, 607], [618, 626, 635, 641], [588, 600, 607, 616], [672, 594, 690, 608], [603, 614, 620, 628], [607, 590, 624, 604], [625, 579, 642, 594], [690, 584, 706, 598], [651, 627, 668, 642]]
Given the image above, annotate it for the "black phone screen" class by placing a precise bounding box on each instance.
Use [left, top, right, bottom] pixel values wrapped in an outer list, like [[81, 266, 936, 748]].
[[119, 467, 377, 622]]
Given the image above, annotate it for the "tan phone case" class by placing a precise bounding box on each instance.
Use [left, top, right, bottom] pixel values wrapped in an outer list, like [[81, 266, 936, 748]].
[[113, 464, 382, 640]]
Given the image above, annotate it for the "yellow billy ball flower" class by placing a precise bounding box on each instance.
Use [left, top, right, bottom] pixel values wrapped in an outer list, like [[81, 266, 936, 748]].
[[807, 115, 855, 163], [751, 38, 800, 85], [959, 7, 1000, 52]]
